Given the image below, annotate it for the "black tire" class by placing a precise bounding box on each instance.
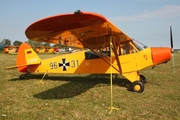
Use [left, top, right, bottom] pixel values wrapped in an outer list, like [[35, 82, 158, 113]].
[[19, 73, 30, 79], [19, 74, 26, 79], [140, 75, 146, 84], [132, 81, 144, 93]]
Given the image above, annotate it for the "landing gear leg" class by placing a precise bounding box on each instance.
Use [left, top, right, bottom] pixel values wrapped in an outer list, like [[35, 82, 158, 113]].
[[140, 75, 146, 84], [122, 72, 146, 93]]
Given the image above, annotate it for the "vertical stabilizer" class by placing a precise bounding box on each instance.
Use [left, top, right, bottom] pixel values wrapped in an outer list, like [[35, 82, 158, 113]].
[[16, 43, 41, 73]]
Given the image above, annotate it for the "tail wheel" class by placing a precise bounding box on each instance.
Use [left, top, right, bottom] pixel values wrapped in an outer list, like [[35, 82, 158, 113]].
[[132, 81, 144, 93], [19, 74, 26, 79], [19, 73, 29, 79], [140, 75, 146, 84]]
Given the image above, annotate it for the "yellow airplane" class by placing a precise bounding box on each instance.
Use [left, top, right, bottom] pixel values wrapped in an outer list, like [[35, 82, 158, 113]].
[[44, 47, 54, 53], [35, 46, 46, 53], [35, 46, 59, 54], [4, 46, 19, 54], [6, 10, 173, 93]]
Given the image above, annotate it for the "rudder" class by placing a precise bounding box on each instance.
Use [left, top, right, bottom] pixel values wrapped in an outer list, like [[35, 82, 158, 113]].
[[16, 43, 41, 73]]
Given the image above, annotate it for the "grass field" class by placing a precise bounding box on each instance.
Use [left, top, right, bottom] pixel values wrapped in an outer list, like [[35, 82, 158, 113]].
[[1, 53, 180, 120]]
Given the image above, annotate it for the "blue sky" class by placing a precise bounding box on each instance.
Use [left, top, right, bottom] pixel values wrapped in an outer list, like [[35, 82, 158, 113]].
[[0, 0, 180, 48]]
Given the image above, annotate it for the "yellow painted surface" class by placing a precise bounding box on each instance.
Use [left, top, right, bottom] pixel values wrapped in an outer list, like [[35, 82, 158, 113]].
[[122, 72, 140, 83], [4, 48, 9, 53], [119, 47, 153, 73], [10, 43, 156, 83], [27, 47, 153, 76], [38, 48, 45, 53], [24, 49, 41, 65], [46, 48, 54, 53], [4, 47, 18, 54]]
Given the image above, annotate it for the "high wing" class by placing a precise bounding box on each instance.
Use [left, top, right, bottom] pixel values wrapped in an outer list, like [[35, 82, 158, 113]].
[[25, 10, 131, 49], [25, 10, 133, 73]]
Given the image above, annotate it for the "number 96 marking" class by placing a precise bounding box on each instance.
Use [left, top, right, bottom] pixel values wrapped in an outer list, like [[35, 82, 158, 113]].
[[50, 62, 58, 69]]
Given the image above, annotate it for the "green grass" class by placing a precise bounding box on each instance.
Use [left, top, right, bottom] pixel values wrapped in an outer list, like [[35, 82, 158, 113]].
[[1, 53, 180, 120], [0, 50, 4, 54]]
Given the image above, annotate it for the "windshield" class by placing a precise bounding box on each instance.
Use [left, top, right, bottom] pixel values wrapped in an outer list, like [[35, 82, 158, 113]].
[[132, 39, 148, 51]]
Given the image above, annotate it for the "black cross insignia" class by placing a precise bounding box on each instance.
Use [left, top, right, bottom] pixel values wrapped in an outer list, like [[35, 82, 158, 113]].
[[59, 58, 70, 71]]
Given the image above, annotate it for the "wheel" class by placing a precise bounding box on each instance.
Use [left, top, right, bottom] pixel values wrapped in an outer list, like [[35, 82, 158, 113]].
[[19, 74, 26, 79], [131, 81, 144, 93], [19, 73, 29, 79], [140, 75, 146, 84]]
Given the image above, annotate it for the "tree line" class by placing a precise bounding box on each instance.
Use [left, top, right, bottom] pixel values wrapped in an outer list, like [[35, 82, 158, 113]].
[[0, 39, 78, 51], [0, 39, 51, 47]]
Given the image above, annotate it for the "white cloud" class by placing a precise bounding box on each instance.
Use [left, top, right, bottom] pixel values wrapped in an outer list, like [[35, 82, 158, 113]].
[[111, 5, 180, 22]]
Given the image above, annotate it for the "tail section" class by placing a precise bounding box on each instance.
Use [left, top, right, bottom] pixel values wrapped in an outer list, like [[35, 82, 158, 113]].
[[16, 42, 41, 73], [4, 47, 9, 54], [5, 42, 41, 73]]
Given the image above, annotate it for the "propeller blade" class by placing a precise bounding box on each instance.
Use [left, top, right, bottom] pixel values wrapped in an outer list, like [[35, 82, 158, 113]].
[[170, 26, 175, 74], [170, 26, 174, 52]]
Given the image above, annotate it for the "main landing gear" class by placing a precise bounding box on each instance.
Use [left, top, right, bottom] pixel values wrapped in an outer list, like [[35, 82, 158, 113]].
[[140, 75, 146, 84], [131, 81, 144, 93], [131, 75, 146, 93]]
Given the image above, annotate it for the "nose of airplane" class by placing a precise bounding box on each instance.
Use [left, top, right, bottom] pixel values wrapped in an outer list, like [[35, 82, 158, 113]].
[[151, 47, 172, 65]]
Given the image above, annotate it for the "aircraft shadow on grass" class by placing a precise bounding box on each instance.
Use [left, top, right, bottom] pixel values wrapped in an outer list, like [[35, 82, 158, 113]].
[[9, 74, 132, 99]]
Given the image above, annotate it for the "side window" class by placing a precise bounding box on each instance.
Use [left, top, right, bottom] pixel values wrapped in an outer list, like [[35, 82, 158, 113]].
[[119, 42, 137, 55], [85, 51, 100, 59], [84, 50, 110, 60]]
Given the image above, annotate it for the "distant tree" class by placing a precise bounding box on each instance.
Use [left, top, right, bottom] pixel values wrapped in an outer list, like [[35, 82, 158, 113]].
[[52, 44, 63, 48], [13, 40, 22, 46], [27, 40, 43, 47], [42, 42, 50, 47], [0, 39, 11, 46]]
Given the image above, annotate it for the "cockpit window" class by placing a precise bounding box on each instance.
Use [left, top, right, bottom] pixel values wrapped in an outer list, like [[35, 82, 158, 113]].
[[84, 39, 148, 59], [85, 50, 110, 60], [132, 39, 148, 51], [119, 42, 137, 55], [118, 39, 148, 55]]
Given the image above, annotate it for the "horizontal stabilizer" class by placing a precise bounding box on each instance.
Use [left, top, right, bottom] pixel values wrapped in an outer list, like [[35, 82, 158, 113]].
[[5, 66, 18, 70], [5, 62, 41, 70]]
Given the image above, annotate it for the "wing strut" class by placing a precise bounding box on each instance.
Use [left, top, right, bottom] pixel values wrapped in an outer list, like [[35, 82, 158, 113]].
[[78, 38, 121, 73], [111, 35, 122, 72]]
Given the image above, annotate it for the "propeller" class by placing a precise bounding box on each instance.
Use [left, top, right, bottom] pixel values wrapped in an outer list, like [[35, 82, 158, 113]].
[[170, 26, 175, 74], [170, 26, 174, 52]]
